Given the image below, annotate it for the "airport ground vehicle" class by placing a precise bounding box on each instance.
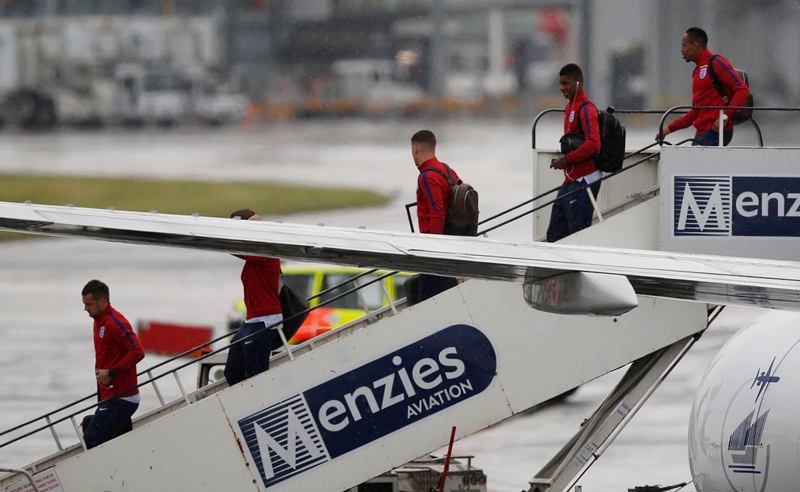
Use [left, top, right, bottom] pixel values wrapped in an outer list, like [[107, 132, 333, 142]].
[[115, 64, 188, 126], [116, 65, 248, 126], [0, 19, 115, 128], [228, 264, 413, 344], [333, 59, 423, 103], [0, 16, 238, 129], [186, 70, 249, 125]]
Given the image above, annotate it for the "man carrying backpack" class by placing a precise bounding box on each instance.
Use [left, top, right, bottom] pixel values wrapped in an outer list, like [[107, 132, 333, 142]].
[[547, 63, 602, 243], [411, 129, 459, 302], [224, 208, 283, 386], [656, 27, 750, 147]]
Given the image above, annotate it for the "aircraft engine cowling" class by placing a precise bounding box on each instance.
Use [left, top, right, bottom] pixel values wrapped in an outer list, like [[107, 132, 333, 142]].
[[689, 311, 800, 492]]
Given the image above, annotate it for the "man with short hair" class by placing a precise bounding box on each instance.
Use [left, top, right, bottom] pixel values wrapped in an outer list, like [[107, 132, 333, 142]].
[[656, 27, 750, 146], [547, 63, 602, 243], [224, 208, 283, 386], [411, 130, 458, 302], [81, 279, 144, 449]]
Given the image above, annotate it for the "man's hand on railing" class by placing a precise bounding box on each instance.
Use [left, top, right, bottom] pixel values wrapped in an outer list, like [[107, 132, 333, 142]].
[[711, 113, 728, 132]]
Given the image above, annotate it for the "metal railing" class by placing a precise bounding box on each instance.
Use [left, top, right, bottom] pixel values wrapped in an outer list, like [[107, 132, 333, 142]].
[[406, 146, 662, 238], [531, 108, 670, 149], [0, 267, 409, 485], [471, 105, 797, 238], [655, 105, 800, 148], [0, 469, 39, 492], [478, 108, 675, 237], [405, 108, 671, 239], [478, 148, 662, 237]]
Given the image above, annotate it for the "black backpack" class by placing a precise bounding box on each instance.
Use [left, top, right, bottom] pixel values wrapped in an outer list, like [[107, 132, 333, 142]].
[[272, 278, 309, 349], [423, 163, 479, 236], [707, 55, 754, 125], [568, 103, 627, 173]]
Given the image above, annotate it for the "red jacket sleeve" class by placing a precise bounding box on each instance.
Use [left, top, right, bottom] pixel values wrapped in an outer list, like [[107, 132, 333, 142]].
[[712, 57, 751, 120], [109, 319, 145, 373], [419, 171, 448, 234], [667, 108, 697, 133], [565, 102, 601, 164]]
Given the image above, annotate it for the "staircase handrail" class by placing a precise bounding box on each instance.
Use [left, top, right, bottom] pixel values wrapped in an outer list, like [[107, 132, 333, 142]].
[[0, 269, 403, 452]]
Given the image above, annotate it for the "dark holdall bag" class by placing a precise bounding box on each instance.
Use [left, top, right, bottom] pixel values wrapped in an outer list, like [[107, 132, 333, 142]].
[[559, 132, 585, 154], [567, 103, 626, 173], [424, 163, 480, 236], [273, 280, 309, 350], [404, 274, 420, 306], [707, 54, 754, 125]]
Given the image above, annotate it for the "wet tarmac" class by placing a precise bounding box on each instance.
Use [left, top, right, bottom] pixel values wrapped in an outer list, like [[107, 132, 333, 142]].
[[0, 119, 769, 491]]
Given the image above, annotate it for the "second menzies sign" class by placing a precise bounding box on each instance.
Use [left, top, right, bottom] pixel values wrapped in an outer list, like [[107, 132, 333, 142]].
[[660, 147, 800, 261]]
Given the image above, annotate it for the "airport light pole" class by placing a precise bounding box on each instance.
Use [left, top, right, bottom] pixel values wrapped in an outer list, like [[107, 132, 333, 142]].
[[579, 0, 592, 82], [429, 0, 446, 99]]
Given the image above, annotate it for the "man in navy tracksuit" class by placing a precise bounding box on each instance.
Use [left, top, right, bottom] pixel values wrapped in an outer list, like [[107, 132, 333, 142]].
[[656, 27, 750, 146], [547, 63, 602, 243], [81, 279, 145, 449]]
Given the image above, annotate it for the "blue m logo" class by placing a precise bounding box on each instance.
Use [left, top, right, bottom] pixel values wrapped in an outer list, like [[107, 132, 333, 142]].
[[674, 176, 732, 236], [238, 394, 330, 489]]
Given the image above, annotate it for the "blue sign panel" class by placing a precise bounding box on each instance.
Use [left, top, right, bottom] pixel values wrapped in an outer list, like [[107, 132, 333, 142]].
[[674, 175, 800, 237], [237, 324, 497, 489], [731, 177, 800, 237]]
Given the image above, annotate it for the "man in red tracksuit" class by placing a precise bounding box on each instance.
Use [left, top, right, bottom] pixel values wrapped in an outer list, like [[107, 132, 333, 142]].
[[412, 129, 459, 302], [656, 27, 750, 147], [547, 63, 602, 243], [81, 279, 145, 449], [224, 208, 283, 386]]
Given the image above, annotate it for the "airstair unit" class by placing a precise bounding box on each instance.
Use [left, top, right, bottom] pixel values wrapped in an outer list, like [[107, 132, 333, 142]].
[[4, 106, 796, 492]]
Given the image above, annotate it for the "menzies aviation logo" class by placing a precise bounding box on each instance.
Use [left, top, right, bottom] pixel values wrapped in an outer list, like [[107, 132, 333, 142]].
[[674, 176, 731, 236], [236, 324, 497, 489], [674, 175, 800, 237]]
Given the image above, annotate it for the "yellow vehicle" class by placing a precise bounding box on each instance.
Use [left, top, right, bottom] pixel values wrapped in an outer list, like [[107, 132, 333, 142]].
[[228, 264, 413, 343]]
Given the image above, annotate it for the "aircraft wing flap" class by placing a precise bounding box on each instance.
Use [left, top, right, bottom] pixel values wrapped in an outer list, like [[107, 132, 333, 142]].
[[1, 203, 407, 257], [0, 202, 55, 230]]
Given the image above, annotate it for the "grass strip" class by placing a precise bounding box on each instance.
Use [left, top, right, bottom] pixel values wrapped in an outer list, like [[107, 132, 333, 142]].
[[0, 174, 391, 241]]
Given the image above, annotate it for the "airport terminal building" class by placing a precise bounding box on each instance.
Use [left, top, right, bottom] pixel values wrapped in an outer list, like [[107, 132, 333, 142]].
[[1, 0, 798, 115]]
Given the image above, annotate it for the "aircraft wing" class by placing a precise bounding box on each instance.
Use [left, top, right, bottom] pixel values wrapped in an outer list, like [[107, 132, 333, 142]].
[[1, 201, 799, 311]]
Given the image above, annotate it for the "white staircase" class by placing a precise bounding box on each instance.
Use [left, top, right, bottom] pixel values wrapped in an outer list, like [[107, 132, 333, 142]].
[[0, 148, 714, 492], [0, 212, 708, 492]]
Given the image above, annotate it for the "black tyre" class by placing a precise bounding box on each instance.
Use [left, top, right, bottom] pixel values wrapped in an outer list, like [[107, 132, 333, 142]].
[[7, 91, 37, 128], [33, 97, 57, 129]]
